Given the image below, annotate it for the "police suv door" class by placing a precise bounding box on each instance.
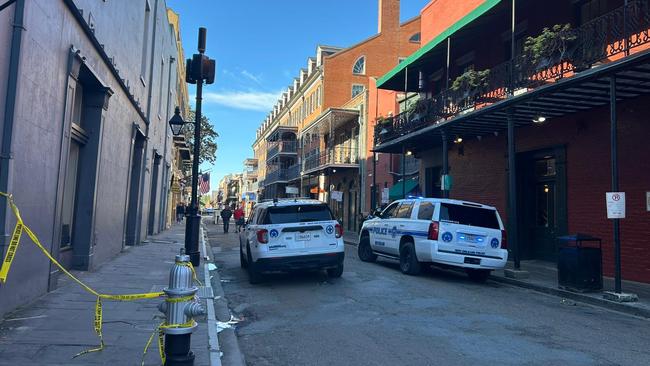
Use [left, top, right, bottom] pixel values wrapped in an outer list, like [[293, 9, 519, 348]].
[[369, 201, 399, 252], [385, 200, 415, 255]]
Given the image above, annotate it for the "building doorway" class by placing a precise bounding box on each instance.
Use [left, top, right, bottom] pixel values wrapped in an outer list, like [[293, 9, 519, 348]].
[[147, 152, 162, 236], [517, 147, 568, 261], [125, 131, 146, 246]]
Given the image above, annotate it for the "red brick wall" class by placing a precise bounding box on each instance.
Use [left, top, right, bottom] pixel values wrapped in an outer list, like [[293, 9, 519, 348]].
[[441, 96, 650, 283], [420, 0, 485, 44]]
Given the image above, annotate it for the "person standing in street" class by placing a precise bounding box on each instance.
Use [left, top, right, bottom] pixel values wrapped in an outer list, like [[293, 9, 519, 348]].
[[176, 202, 185, 223], [234, 204, 245, 232], [220, 205, 233, 233]]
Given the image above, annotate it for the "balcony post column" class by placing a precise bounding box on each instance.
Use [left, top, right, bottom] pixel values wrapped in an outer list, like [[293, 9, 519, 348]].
[[507, 109, 520, 271], [371, 152, 377, 210], [445, 37, 451, 89], [610, 76, 622, 294], [441, 131, 449, 198], [401, 145, 406, 199]]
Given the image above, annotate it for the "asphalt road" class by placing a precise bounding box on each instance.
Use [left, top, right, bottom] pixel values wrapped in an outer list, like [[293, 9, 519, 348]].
[[205, 222, 650, 366]]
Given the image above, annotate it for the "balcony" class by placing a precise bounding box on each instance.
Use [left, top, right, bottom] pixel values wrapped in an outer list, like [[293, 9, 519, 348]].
[[375, 0, 650, 147], [287, 164, 301, 181], [267, 140, 298, 159], [303, 146, 359, 174], [265, 168, 290, 185]]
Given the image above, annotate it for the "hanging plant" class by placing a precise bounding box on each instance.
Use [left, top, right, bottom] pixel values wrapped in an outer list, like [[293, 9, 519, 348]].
[[450, 69, 491, 92], [375, 116, 392, 125], [523, 23, 577, 68]]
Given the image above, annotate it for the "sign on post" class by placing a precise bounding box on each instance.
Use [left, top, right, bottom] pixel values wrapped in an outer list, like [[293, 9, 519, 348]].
[[606, 192, 626, 219], [381, 188, 389, 204], [331, 190, 343, 202], [646, 192, 650, 212]]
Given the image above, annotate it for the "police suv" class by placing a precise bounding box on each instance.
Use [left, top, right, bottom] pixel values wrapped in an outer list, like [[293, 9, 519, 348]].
[[239, 199, 345, 284], [359, 198, 507, 282]]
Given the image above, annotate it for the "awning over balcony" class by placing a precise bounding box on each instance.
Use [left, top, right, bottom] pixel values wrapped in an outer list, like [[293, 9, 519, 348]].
[[389, 178, 419, 200], [374, 49, 650, 153], [377, 0, 503, 91]]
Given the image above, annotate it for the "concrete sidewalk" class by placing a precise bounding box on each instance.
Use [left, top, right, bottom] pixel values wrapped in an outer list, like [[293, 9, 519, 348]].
[[342, 234, 650, 319], [0, 223, 213, 366]]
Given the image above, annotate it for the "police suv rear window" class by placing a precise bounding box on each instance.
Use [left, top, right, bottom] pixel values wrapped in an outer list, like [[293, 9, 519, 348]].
[[439, 203, 500, 229], [263, 205, 333, 224]]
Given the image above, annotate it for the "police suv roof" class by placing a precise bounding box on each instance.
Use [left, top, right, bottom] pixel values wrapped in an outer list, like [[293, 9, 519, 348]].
[[393, 197, 497, 210], [254, 198, 326, 208]]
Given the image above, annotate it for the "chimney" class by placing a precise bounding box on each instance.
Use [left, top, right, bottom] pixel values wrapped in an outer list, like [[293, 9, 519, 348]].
[[378, 0, 400, 34]]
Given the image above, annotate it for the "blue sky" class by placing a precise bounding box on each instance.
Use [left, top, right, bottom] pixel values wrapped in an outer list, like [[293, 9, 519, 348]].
[[167, 0, 429, 188]]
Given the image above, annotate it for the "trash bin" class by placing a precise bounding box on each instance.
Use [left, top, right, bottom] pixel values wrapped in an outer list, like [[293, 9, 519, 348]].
[[557, 234, 603, 292]]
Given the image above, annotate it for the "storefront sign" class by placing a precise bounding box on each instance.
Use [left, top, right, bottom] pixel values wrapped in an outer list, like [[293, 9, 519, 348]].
[[646, 192, 650, 212], [606, 192, 626, 219], [441, 174, 453, 191], [381, 188, 389, 204], [286, 186, 299, 195]]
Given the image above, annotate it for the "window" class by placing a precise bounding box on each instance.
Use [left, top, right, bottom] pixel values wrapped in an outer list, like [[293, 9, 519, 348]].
[[409, 32, 421, 43], [380, 202, 400, 219], [395, 202, 414, 219], [263, 204, 333, 224], [417, 202, 435, 220], [353, 56, 365, 75], [439, 203, 500, 229], [352, 84, 365, 98], [157, 58, 165, 116], [140, 0, 151, 81]]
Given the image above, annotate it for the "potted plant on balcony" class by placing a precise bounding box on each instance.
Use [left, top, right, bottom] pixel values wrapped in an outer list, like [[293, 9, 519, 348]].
[[523, 23, 582, 73], [450, 68, 491, 99]]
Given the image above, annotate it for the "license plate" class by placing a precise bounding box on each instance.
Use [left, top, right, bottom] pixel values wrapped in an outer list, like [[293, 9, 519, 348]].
[[295, 233, 311, 241], [459, 233, 485, 244]]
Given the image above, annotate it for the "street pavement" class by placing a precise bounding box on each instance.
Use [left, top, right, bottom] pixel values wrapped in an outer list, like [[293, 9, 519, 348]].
[[205, 221, 650, 366], [0, 224, 210, 366]]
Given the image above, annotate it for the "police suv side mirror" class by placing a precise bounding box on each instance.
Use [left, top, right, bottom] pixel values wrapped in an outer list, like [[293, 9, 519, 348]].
[[372, 207, 383, 218]]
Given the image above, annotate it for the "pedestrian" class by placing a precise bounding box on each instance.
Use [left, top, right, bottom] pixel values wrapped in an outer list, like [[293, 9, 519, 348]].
[[214, 205, 221, 225], [220, 205, 233, 233], [234, 204, 245, 232], [175, 202, 185, 223]]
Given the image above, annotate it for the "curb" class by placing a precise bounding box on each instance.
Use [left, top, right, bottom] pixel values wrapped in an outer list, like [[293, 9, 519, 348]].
[[200, 226, 222, 366], [490, 275, 650, 319], [201, 226, 246, 366]]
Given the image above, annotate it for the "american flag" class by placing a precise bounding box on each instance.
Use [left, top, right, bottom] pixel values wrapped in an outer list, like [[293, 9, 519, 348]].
[[199, 172, 210, 195]]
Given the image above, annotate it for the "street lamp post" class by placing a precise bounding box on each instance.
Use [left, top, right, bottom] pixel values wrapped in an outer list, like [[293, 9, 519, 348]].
[[168, 27, 215, 268]]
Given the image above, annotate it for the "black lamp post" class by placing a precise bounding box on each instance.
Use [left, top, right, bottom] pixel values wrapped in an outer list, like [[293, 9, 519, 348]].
[[168, 27, 215, 268]]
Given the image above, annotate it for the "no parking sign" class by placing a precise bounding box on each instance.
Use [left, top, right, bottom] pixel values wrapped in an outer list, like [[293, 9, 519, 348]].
[[606, 192, 626, 219]]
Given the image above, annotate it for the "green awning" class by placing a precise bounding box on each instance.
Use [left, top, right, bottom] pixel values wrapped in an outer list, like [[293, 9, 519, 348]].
[[376, 0, 503, 91], [389, 179, 419, 200]]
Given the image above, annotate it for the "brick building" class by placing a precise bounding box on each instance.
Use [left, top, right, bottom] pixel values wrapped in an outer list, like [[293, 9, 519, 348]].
[[373, 0, 650, 283], [253, 0, 421, 232]]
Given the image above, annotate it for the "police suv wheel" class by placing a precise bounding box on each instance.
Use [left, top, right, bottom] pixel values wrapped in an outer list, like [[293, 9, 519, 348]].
[[358, 234, 377, 262], [247, 246, 263, 284], [399, 242, 421, 275]]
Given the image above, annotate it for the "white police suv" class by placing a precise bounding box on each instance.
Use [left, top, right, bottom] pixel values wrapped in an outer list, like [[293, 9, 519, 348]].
[[239, 199, 345, 284], [358, 198, 507, 282]]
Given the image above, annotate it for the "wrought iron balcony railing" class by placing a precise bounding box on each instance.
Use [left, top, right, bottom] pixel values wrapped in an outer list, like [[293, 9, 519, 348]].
[[287, 164, 301, 181], [375, 0, 650, 146], [267, 140, 298, 158], [303, 146, 359, 172], [265, 168, 290, 184]]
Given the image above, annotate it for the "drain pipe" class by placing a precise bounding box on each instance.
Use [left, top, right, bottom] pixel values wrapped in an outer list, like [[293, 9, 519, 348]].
[[0, 0, 25, 257]]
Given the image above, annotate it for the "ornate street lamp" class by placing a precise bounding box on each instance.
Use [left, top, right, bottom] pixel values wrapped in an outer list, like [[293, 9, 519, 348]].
[[168, 107, 187, 136]]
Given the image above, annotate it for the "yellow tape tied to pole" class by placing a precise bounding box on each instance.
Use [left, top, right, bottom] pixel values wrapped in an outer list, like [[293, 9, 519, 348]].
[[0, 192, 202, 362]]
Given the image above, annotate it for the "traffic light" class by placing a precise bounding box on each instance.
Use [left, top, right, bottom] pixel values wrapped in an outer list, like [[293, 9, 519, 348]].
[[185, 54, 215, 85]]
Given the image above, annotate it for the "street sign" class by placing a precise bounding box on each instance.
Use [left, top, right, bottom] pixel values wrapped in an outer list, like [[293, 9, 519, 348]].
[[606, 192, 626, 219], [381, 188, 389, 204]]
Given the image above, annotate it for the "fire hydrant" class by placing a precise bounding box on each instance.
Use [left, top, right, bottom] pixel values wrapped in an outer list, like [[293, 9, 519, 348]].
[[158, 250, 205, 365]]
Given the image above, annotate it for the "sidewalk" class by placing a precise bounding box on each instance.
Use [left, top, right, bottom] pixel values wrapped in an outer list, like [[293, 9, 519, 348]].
[[342, 234, 650, 318], [0, 223, 213, 366]]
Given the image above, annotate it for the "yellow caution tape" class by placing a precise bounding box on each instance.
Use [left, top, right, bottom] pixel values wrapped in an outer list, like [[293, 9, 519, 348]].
[[141, 319, 197, 366], [179, 261, 203, 286], [0, 192, 200, 363]]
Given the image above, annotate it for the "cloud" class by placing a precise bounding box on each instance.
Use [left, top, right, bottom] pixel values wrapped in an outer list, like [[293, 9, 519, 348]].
[[202, 90, 281, 111], [240, 70, 261, 84]]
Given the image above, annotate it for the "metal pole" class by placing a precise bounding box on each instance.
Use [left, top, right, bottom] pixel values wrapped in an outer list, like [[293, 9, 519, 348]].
[[624, 0, 629, 56], [441, 131, 449, 198], [445, 37, 451, 89], [371, 152, 377, 209], [510, 0, 516, 92], [507, 109, 520, 270], [185, 28, 206, 267], [610, 76, 622, 293], [400, 145, 406, 199]]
